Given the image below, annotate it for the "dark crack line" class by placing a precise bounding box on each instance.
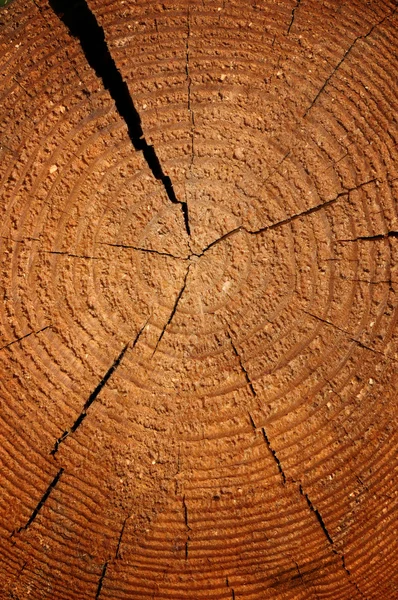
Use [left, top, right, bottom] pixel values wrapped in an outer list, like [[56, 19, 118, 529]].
[[262, 428, 287, 485], [340, 556, 368, 599], [287, 0, 301, 34], [183, 495, 191, 530], [0, 236, 40, 243], [51, 340, 132, 456], [226, 580, 236, 600], [195, 179, 376, 256], [336, 277, 394, 285], [248, 179, 376, 235], [298, 487, 358, 593], [95, 562, 108, 600], [185, 536, 190, 561], [195, 227, 243, 257], [248, 413, 257, 430], [0, 326, 51, 351], [228, 333, 256, 397], [48, 0, 190, 236], [98, 241, 187, 260], [42, 251, 104, 260], [303, 310, 395, 361], [299, 484, 334, 545], [337, 231, 398, 242], [152, 265, 191, 356], [304, 8, 397, 115], [115, 516, 128, 560], [13, 469, 64, 535]]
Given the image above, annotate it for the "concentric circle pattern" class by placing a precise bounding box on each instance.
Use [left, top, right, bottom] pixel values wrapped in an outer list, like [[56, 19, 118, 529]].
[[0, 0, 397, 598]]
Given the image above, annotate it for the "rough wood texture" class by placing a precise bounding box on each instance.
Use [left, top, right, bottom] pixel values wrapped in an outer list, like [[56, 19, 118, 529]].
[[0, 0, 397, 598]]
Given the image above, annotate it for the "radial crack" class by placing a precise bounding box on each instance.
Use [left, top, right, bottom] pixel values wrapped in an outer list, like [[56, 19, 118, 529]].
[[226, 579, 236, 600], [13, 469, 64, 534], [195, 179, 376, 255], [228, 333, 256, 396], [115, 516, 128, 559], [98, 241, 187, 260], [287, 0, 301, 34], [95, 562, 108, 600], [304, 8, 397, 115], [0, 326, 51, 351], [303, 310, 395, 360], [51, 338, 134, 455], [247, 179, 376, 235], [262, 428, 287, 484], [337, 231, 398, 242], [152, 265, 191, 355], [299, 484, 334, 545], [43, 251, 103, 260], [48, 0, 190, 236]]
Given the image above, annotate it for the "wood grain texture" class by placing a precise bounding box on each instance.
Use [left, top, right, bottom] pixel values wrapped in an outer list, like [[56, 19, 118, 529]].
[[0, 0, 397, 598]]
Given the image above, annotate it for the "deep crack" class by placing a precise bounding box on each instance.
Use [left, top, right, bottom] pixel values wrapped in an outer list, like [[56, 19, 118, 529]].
[[287, 0, 301, 34], [95, 562, 108, 600], [262, 428, 287, 484], [194, 179, 376, 256], [228, 333, 256, 397], [299, 484, 334, 545], [48, 0, 190, 236], [13, 469, 64, 534], [152, 265, 191, 355], [337, 231, 398, 242], [50, 330, 143, 455]]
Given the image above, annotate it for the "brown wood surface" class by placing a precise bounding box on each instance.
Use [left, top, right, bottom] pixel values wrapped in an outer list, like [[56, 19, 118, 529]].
[[0, 0, 397, 598]]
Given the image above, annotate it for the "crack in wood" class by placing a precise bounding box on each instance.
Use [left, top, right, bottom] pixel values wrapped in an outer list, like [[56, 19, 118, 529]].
[[95, 562, 108, 600], [287, 0, 301, 34], [48, 0, 190, 236], [12, 468, 64, 535], [299, 484, 334, 544], [50, 320, 149, 456], [152, 265, 191, 355], [228, 333, 256, 397], [0, 326, 51, 351], [261, 428, 287, 485], [337, 231, 398, 242], [195, 179, 376, 255], [51, 342, 130, 455], [304, 7, 397, 115], [42, 251, 104, 260], [115, 516, 128, 560], [226, 576, 236, 599], [98, 241, 188, 260], [303, 310, 396, 362]]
